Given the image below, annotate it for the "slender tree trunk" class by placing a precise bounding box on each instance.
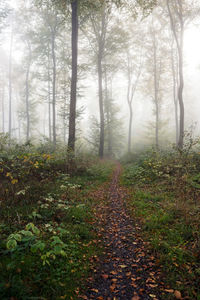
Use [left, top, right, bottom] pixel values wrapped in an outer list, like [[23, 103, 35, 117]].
[[8, 23, 13, 144], [105, 65, 112, 157], [126, 50, 142, 153], [1, 86, 5, 133], [171, 45, 179, 145], [178, 31, 184, 149], [63, 70, 68, 144], [153, 33, 159, 150], [47, 44, 52, 141], [43, 109, 46, 137], [98, 52, 104, 158], [68, 0, 78, 152], [167, 0, 184, 149], [128, 102, 133, 153], [127, 53, 132, 153], [25, 40, 31, 142], [51, 31, 56, 148]]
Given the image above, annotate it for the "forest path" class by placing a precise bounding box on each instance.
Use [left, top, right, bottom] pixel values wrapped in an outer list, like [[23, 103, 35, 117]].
[[79, 163, 164, 300]]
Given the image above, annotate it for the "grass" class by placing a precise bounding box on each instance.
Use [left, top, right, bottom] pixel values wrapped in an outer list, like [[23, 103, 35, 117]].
[[122, 153, 200, 300], [0, 155, 114, 300]]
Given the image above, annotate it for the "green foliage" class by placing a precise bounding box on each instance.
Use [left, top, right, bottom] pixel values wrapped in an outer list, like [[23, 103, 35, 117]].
[[0, 148, 113, 299], [123, 148, 200, 299]]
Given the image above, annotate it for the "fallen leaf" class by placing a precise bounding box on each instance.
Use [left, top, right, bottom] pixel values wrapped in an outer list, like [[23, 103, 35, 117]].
[[110, 270, 117, 275], [110, 284, 116, 291], [165, 289, 174, 293], [91, 289, 99, 293], [131, 296, 140, 300], [119, 265, 127, 268], [131, 277, 136, 281], [102, 274, 109, 279], [174, 290, 182, 299]]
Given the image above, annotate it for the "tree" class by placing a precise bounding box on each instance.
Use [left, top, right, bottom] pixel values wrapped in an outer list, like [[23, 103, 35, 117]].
[[166, 0, 184, 149], [68, 0, 78, 152], [8, 13, 14, 144], [170, 37, 179, 146], [124, 28, 143, 153], [143, 11, 170, 149]]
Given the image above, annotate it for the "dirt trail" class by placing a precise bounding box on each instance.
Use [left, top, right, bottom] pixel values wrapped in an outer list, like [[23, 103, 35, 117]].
[[80, 163, 164, 300]]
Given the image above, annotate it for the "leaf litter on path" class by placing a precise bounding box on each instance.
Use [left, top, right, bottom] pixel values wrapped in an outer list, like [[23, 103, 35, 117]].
[[79, 163, 173, 300]]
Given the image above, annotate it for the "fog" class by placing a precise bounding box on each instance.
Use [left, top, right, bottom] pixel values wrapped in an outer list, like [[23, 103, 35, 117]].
[[0, 0, 200, 157]]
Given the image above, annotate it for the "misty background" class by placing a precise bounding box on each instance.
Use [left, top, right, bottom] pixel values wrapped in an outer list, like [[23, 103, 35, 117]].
[[0, 0, 200, 157]]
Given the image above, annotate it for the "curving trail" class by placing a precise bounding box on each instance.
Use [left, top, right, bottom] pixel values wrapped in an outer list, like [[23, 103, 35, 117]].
[[80, 163, 165, 300]]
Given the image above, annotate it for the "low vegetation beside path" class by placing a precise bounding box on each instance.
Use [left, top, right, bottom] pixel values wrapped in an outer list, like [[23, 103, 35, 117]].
[[0, 146, 114, 299], [122, 149, 200, 299]]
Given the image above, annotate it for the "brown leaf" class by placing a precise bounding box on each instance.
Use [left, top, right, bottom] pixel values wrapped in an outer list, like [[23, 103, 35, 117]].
[[131, 296, 140, 300], [174, 290, 182, 299], [119, 265, 127, 268], [91, 289, 99, 293], [164, 289, 174, 293], [102, 274, 109, 280], [110, 284, 116, 292], [131, 277, 136, 281]]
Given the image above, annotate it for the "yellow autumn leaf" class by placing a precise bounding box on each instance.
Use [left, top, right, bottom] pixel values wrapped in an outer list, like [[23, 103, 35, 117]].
[[11, 179, 18, 185]]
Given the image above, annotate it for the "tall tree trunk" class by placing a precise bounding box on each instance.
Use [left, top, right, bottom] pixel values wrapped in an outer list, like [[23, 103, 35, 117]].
[[8, 23, 13, 144], [127, 53, 132, 153], [47, 44, 52, 141], [126, 50, 142, 153], [153, 34, 159, 150], [167, 0, 184, 149], [98, 52, 104, 158], [63, 69, 68, 144], [178, 30, 184, 149], [25, 40, 31, 142], [51, 31, 56, 148], [128, 102, 133, 153], [1, 85, 5, 133], [105, 65, 112, 157], [68, 0, 78, 152], [171, 45, 179, 145]]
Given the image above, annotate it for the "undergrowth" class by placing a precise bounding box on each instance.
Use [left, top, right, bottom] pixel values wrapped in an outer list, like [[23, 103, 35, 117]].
[[0, 145, 114, 299], [122, 149, 200, 300]]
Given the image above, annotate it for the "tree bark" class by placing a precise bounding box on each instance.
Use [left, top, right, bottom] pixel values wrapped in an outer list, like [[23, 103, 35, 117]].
[[68, 0, 78, 152], [8, 23, 13, 144], [104, 65, 112, 157], [153, 33, 159, 150], [128, 101, 133, 153], [98, 52, 104, 158], [25, 39, 31, 142], [1, 85, 5, 133], [167, 0, 184, 149], [51, 30, 56, 148], [47, 44, 52, 141], [126, 50, 142, 153], [171, 44, 179, 145]]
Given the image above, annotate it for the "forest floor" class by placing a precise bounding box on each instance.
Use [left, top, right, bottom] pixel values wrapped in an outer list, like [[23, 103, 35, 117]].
[[1, 154, 198, 299], [79, 163, 172, 300]]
